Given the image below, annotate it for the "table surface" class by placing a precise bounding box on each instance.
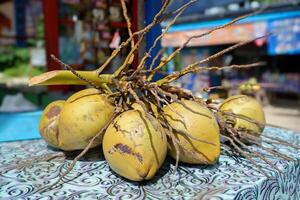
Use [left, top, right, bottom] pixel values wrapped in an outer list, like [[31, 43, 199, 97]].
[[0, 127, 300, 200]]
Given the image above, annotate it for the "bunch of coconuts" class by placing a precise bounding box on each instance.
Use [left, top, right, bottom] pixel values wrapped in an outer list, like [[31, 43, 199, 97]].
[[40, 86, 265, 181], [29, 0, 296, 185]]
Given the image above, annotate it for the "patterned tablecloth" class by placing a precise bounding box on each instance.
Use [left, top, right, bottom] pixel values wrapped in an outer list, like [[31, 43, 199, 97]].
[[0, 127, 299, 200]]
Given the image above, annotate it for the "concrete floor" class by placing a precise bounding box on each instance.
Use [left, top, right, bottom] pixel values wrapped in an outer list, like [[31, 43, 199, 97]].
[[264, 101, 300, 132]]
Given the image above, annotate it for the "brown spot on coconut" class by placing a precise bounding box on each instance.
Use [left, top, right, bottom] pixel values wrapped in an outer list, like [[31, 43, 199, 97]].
[[109, 143, 144, 164], [39, 100, 65, 148], [46, 106, 61, 119]]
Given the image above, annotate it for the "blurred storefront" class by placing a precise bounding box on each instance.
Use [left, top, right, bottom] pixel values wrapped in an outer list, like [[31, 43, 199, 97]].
[[161, 0, 300, 101], [0, 0, 144, 109]]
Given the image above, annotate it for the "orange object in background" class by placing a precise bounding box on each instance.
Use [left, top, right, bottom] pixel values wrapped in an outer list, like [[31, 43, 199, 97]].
[[162, 23, 257, 47], [0, 12, 11, 33]]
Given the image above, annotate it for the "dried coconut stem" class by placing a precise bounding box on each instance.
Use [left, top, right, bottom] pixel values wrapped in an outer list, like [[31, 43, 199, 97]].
[[149, 9, 266, 81], [149, 48, 164, 71], [160, 85, 195, 100], [132, 0, 197, 77], [157, 35, 269, 85], [116, 0, 192, 77], [247, 137, 295, 161], [220, 134, 270, 178], [1, 152, 65, 171], [51, 55, 101, 89], [113, 34, 145, 77], [117, 0, 135, 76], [172, 125, 216, 146], [155, 85, 178, 101], [165, 123, 180, 172], [215, 109, 265, 131], [262, 135, 300, 150], [96, 0, 170, 75], [188, 62, 265, 74], [203, 85, 225, 92], [120, 0, 134, 48], [128, 87, 148, 113], [229, 128, 281, 173]]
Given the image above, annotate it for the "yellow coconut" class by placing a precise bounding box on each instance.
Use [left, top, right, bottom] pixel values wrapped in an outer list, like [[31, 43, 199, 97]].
[[66, 88, 102, 103], [39, 100, 65, 148], [219, 95, 265, 136], [103, 110, 167, 181], [58, 89, 115, 151], [163, 100, 220, 164]]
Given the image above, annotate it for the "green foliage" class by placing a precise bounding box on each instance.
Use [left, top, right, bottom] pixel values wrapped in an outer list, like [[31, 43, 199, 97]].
[[0, 46, 29, 67], [0, 46, 15, 67], [3, 64, 44, 78], [0, 46, 44, 77], [14, 48, 30, 64]]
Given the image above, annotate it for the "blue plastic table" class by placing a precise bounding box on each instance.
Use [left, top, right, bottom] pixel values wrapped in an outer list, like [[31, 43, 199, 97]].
[[0, 127, 299, 199], [0, 111, 42, 142]]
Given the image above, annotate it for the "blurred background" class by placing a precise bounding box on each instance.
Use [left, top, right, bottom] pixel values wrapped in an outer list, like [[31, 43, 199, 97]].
[[0, 0, 299, 141]]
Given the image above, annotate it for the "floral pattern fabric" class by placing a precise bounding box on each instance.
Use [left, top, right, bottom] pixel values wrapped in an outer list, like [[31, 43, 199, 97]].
[[0, 127, 299, 200]]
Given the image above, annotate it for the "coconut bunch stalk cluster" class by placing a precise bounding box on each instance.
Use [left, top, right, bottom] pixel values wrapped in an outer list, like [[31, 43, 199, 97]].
[[7, 0, 299, 192]]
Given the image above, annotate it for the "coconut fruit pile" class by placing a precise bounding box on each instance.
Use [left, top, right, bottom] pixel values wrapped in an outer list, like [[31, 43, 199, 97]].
[[24, 0, 299, 191], [39, 87, 269, 182]]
